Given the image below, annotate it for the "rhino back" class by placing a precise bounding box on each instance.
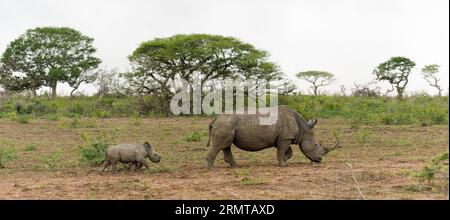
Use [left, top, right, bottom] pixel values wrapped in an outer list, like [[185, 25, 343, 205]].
[[213, 106, 300, 151], [108, 144, 145, 163]]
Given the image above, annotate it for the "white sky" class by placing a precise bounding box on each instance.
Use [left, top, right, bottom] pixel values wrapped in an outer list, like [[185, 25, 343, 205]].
[[0, 0, 448, 96]]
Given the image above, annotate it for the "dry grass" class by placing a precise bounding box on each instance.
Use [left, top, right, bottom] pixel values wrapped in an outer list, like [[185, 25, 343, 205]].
[[0, 117, 448, 199]]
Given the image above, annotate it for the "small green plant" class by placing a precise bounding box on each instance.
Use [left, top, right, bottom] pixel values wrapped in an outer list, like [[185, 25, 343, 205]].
[[0, 147, 17, 168], [354, 130, 373, 145], [45, 114, 60, 121], [40, 152, 62, 169], [240, 177, 266, 186], [93, 110, 111, 118], [66, 117, 80, 129], [147, 165, 177, 173], [130, 114, 142, 126], [78, 133, 111, 165], [24, 144, 37, 151], [412, 151, 448, 186], [183, 131, 202, 142], [84, 118, 97, 128], [402, 184, 432, 192], [16, 115, 31, 124]]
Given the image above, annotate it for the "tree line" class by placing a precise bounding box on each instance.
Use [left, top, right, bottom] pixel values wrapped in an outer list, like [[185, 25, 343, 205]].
[[0, 26, 445, 103]]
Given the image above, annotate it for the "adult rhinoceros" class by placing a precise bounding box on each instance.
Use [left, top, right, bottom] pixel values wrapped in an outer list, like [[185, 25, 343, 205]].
[[206, 105, 339, 169]]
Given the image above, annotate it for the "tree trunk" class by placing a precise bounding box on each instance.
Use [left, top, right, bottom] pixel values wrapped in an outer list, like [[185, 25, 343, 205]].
[[396, 86, 404, 100], [32, 89, 37, 97], [51, 83, 57, 100], [70, 88, 76, 99], [313, 87, 318, 96]]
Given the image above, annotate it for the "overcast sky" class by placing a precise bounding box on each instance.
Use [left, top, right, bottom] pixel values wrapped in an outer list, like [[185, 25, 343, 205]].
[[1, 0, 449, 95]]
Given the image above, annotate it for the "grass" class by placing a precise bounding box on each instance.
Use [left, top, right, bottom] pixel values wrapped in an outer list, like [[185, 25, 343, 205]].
[[147, 165, 178, 173], [0, 115, 447, 199], [130, 115, 142, 126], [40, 152, 62, 169], [354, 130, 373, 145], [24, 144, 37, 151], [0, 147, 17, 168], [239, 177, 267, 186], [183, 131, 202, 142]]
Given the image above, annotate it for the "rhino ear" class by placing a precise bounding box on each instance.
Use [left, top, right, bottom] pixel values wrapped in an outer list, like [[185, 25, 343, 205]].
[[307, 119, 318, 128], [144, 142, 151, 148]]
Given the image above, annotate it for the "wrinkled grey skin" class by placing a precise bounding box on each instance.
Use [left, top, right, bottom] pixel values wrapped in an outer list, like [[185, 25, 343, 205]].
[[102, 142, 161, 172], [206, 105, 339, 169]]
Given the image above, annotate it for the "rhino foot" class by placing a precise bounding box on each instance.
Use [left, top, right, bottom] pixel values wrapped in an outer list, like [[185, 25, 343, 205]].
[[278, 162, 288, 167]]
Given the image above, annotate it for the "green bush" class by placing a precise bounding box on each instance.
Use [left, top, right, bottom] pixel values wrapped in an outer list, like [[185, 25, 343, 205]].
[[78, 134, 111, 165], [0, 94, 448, 125], [65, 102, 84, 117], [412, 151, 449, 184], [0, 147, 17, 168]]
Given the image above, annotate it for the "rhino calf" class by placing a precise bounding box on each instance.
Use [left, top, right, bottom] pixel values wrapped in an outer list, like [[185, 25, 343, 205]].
[[102, 142, 161, 172]]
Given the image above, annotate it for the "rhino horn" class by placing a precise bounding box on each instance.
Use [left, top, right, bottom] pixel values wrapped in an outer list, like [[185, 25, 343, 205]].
[[324, 140, 340, 155]]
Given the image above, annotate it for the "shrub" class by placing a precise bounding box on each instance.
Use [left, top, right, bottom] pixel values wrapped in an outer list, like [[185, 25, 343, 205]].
[[1, 94, 448, 125], [78, 133, 111, 166], [412, 151, 449, 185], [0, 147, 17, 168], [15, 115, 32, 124], [65, 102, 84, 117]]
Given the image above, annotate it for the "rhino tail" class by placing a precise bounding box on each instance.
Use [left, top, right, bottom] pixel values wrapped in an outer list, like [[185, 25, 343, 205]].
[[206, 117, 217, 147]]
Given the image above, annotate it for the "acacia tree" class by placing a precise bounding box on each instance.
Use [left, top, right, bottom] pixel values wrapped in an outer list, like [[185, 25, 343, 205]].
[[421, 64, 443, 96], [0, 27, 101, 99], [295, 71, 336, 96], [373, 56, 415, 100], [279, 79, 297, 95], [127, 34, 281, 112]]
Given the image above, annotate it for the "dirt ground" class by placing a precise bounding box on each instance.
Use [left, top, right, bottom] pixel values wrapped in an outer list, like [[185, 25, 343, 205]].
[[0, 117, 448, 199]]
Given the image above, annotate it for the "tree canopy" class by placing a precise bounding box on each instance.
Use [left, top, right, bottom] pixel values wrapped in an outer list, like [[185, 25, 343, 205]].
[[296, 71, 335, 96], [0, 27, 101, 98], [127, 34, 281, 94], [421, 64, 442, 96], [373, 56, 415, 99]]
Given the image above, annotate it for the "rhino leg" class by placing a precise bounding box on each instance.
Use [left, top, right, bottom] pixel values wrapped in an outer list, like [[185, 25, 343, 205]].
[[111, 160, 119, 173], [207, 147, 222, 170], [130, 162, 143, 171], [207, 142, 233, 170], [277, 140, 291, 167], [223, 148, 238, 168], [284, 147, 293, 161], [101, 160, 112, 172], [137, 158, 150, 170], [141, 161, 150, 170], [206, 127, 235, 170]]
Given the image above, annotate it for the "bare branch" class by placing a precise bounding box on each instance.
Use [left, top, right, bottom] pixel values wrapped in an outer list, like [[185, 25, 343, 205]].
[[346, 150, 366, 200]]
